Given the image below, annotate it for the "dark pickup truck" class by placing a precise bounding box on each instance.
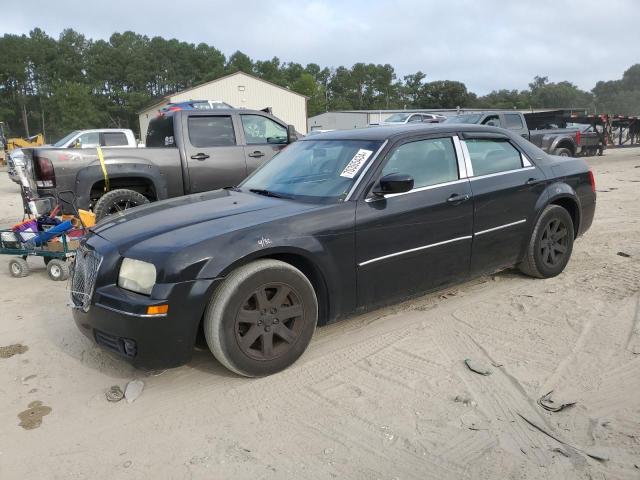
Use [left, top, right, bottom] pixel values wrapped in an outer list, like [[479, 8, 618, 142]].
[[444, 111, 603, 157], [23, 109, 299, 218]]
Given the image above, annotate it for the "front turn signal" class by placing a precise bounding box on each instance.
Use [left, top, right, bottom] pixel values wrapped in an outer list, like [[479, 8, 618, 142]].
[[147, 304, 169, 316]]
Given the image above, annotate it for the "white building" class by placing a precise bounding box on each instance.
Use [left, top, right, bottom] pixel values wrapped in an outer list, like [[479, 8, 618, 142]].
[[138, 72, 308, 139]]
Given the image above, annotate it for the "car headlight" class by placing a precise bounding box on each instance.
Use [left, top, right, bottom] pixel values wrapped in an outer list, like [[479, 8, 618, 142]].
[[118, 258, 156, 295]]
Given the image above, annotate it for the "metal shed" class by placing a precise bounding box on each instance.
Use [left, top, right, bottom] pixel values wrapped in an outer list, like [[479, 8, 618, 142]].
[[138, 72, 308, 140]]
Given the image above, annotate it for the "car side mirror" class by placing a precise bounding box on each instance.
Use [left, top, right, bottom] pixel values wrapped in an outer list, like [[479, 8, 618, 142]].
[[287, 125, 298, 143], [373, 173, 414, 196]]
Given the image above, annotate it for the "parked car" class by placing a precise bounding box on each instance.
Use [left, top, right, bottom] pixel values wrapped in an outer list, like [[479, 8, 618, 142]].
[[158, 100, 233, 114], [444, 111, 602, 157], [22, 109, 299, 219], [70, 123, 596, 377], [7, 129, 138, 183], [372, 112, 446, 126]]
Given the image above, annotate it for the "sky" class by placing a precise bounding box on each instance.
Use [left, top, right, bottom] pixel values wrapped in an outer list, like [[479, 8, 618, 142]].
[[1, 0, 638, 94]]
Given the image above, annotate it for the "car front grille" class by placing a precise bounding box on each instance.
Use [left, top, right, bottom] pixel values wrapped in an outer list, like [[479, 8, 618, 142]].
[[70, 246, 102, 312]]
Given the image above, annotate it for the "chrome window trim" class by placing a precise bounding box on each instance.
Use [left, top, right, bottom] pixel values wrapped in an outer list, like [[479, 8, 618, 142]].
[[366, 178, 468, 202], [460, 140, 474, 177], [358, 235, 472, 266], [96, 302, 168, 318], [344, 139, 389, 201], [469, 166, 536, 181], [452, 135, 468, 178], [474, 218, 527, 236]]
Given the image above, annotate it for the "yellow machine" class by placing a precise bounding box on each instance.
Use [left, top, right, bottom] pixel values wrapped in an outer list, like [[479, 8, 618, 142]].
[[0, 122, 45, 164], [6, 133, 45, 151]]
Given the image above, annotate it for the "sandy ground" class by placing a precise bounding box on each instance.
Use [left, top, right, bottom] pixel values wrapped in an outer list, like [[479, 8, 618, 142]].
[[0, 148, 639, 480]]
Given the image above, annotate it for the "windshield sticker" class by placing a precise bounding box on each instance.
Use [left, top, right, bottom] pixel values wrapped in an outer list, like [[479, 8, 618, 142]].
[[340, 149, 373, 178]]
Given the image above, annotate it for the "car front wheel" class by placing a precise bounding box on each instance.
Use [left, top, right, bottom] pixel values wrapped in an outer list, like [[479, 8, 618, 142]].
[[519, 205, 574, 278], [204, 259, 318, 377]]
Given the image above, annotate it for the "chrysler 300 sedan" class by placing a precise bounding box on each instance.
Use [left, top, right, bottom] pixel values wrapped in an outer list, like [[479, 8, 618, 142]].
[[71, 124, 596, 377]]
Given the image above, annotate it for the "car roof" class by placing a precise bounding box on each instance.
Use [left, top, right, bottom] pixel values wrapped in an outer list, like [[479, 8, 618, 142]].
[[302, 124, 507, 141]]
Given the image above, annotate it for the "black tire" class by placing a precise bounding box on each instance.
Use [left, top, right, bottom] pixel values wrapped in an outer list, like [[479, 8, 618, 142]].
[[519, 205, 574, 279], [94, 189, 150, 221], [204, 259, 318, 377], [47, 259, 70, 281], [9, 258, 29, 278], [553, 147, 573, 157]]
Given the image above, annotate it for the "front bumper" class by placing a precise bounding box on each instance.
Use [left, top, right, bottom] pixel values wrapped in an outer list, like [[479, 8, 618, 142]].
[[72, 235, 221, 369], [73, 267, 221, 370]]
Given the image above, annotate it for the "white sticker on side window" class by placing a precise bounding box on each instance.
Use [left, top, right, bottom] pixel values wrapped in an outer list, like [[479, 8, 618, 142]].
[[340, 149, 373, 178]]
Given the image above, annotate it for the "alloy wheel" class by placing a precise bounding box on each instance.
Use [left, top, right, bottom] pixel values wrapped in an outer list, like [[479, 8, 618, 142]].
[[234, 283, 304, 361], [540, 218, 569, 268]]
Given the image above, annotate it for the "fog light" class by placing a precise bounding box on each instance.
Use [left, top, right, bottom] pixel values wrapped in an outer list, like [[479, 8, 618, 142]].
[[147, 304, 169, 316]]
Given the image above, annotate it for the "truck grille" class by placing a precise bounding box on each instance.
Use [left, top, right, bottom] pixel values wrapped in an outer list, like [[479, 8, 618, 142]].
[[70, 246, 102, 312]]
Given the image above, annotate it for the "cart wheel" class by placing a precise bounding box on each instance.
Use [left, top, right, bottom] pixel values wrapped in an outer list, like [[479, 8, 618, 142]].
[[47, 259, 70, 281], [9, 258, 30, 278]]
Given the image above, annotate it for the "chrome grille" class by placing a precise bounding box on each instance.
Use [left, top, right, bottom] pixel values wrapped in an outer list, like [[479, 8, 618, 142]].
[[70, 246, 102, 312]]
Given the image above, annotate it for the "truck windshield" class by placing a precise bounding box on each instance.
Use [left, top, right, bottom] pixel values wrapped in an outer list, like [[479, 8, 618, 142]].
[[240, 139, 383, 203], [443, 114, 483, 124], [53, 130, 80, 147]]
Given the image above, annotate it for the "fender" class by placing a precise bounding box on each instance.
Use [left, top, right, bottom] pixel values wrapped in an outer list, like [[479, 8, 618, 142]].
[[548, 135, 577, 154], [74, 161, 168, 210], [528, 180, 581, 239], [164, 228, 349, 325]]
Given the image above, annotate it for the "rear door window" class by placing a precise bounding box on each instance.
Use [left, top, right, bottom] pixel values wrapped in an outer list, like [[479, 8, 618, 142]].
[[504, 114, 524, 130], [465, 139, 523, 176], [188, 116, 236, 147], [381, 137, 459, 188], [102, 132, 128, 146]]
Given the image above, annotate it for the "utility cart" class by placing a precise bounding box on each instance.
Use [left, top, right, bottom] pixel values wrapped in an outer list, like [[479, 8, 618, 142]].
[[1, 229, 78, 281]]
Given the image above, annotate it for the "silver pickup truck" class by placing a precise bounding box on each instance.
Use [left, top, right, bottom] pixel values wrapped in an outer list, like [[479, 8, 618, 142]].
[[22, 109, 298, 219], [444, 111, 603, 157]]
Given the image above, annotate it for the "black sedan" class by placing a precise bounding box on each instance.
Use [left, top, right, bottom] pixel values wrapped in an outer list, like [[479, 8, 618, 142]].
[[71, 124, 596, 377]]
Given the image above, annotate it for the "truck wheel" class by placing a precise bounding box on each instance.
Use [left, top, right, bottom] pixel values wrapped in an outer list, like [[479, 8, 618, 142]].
[[553, 147, 573, 157], [9, 258, 29, 278], [519, 205, 574, 279], [47, 259, 70, 281], [94, 189, 149, 221], [203, 259, 318, 377]]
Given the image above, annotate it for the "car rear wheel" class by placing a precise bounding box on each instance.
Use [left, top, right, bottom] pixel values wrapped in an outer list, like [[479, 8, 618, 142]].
[[553, 147, 573, 157], [203, 259, 318, 377], [519, 205, 574, 278], [93, 189, 149, 221]]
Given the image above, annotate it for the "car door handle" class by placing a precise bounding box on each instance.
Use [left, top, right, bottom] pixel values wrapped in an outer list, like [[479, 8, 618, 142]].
[[248, 151, 265, 158], [447, 193, 470, 204], [525, 177, 542, 185], [190, 153, 210, 161]]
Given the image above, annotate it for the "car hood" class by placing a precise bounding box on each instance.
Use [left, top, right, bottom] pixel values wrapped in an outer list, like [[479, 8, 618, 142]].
[[90, 189, 318, 250]]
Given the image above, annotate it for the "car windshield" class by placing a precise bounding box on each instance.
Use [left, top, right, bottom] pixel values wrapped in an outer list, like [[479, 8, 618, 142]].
[[53, 130, 80, 147], [240, 139, 383, 203], [384, 113, 411, 123], [443, 114, 483, 124]]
